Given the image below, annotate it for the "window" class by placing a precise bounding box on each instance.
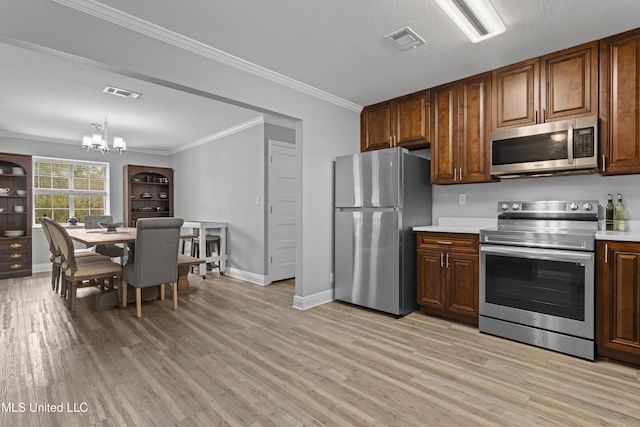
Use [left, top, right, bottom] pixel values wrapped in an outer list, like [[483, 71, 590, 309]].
[[33, 157, 110, 224]]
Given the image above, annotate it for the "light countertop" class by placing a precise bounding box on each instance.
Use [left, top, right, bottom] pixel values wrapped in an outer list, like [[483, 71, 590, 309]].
[[415, 218, 640, 243], [413, 218, 496, 235]]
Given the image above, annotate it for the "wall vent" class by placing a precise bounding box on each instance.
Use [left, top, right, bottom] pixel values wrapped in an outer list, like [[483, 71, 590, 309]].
[[384, 27, 425, 50], [103, 86, 141, 99]]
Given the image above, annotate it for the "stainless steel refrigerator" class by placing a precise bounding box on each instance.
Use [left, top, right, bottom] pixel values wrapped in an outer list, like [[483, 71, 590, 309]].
[[334, 147, 432, 316]]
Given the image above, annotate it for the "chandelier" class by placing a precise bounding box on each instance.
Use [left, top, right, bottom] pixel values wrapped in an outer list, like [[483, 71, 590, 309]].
[[81, 117, 126, 154]]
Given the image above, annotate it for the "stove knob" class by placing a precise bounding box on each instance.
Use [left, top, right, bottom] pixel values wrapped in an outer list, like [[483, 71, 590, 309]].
[[511, 203, 520, 211], [583, 202, 593, 211], [569, 202, 579, 210], [501, 203, 509, 211]]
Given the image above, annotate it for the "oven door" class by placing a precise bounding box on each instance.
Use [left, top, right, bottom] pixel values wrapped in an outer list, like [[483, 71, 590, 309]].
[[480, 244, 594, 339]]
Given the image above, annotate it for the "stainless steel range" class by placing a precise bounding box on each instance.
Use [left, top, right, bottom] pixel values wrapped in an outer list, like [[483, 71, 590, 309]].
[[479, 200, 598, 360]]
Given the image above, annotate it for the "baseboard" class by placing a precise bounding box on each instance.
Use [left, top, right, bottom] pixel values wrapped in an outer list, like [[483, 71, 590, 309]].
[[33, 263, 51, 274], [226, 268, 269, 286], [293, 288, 334, 310]]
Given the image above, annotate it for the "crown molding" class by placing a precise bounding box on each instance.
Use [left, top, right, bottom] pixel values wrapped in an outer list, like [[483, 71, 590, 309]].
[[168, 116, 266, 155], [52, 0, 363, 113]]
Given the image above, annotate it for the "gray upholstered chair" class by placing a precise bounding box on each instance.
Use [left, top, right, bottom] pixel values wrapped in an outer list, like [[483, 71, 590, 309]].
[[84, 215, 126, 258], [122, 217, 184, 318]]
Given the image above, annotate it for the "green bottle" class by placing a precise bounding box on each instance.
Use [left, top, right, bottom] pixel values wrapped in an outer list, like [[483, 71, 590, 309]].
[[614, 193, 625, 231], [606, 194, 614, 231]]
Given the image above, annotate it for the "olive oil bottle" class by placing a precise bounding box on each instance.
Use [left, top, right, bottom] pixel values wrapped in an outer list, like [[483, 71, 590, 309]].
[[614, 193, 625, 231], [605, 194, 614, 231]]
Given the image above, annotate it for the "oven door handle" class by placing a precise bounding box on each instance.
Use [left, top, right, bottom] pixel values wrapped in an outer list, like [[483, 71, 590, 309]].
[[480, 244, 593, 262]]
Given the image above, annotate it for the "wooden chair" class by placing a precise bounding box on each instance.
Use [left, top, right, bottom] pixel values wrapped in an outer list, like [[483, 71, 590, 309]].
[[46, 219, 122, 316], [40, 217, 101, 295], [122, 217, 184, 318]]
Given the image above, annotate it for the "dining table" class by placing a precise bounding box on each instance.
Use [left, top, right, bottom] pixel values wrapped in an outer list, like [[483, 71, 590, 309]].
[[66, 226, 204, 310]]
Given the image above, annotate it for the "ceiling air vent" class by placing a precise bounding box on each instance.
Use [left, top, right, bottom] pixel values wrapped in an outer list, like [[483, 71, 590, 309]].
[[385, 27, 425, 50], [103, 85, 142, 99]]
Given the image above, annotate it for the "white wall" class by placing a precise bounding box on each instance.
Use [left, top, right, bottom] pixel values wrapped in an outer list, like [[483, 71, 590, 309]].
[[432, 173, 638, 225], [1, 0, 361, 305], [170, 124, 266, 276], [0, 136, 169, 267]]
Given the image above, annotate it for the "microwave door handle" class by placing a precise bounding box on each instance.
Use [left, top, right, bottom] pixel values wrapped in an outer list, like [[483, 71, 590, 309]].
[[567, 124, 574, 164]]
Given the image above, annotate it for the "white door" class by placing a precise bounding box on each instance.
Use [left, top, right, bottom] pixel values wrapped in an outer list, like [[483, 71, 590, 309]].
[[268, 140, 296, 282]]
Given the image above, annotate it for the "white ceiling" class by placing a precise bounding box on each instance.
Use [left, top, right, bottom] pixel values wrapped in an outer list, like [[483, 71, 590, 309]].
[[2, 0, 640, 153]]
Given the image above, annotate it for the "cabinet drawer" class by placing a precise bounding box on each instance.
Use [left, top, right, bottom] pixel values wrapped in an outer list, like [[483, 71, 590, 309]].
[[0, 238, 29, 251], [0, 250, 28, 262], [416, 232, 478, 253], [0, 259, 28, 273]]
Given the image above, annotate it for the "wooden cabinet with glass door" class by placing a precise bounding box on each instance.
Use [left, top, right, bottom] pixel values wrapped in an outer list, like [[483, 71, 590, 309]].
[[0, 152, 32, 279], [124, 165, 173, 227]]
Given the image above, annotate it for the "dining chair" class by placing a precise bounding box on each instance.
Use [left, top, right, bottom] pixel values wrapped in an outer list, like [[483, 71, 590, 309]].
[[122, 217, 184, 318], [40, 217, 101, 295], [46, 218, 122, 316], [84, 215, 126, 258]]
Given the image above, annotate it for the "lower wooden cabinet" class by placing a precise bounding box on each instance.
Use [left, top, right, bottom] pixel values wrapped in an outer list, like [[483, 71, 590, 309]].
[[416, 232, 479, 325], [597, 241, 640, 366]]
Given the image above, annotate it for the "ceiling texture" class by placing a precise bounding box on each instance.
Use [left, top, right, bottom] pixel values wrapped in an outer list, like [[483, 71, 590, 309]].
[[2, 0, 640, 153]]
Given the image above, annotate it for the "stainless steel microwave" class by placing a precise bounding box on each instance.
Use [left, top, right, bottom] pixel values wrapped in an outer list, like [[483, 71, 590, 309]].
[[490, 116, 598, 178]]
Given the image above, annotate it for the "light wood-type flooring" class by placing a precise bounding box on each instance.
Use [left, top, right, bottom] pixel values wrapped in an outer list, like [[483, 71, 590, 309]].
[[1, 272, 640, 426]]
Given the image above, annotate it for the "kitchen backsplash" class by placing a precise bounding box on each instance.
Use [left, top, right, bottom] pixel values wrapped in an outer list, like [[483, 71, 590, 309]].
[[431, 170, 636, 228]]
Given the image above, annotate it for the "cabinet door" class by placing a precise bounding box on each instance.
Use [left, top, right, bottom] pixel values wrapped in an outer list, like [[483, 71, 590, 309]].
[[445, 252, 479, 323], [598, 241, 640, 365], [361, 102, 393, 152], [600, 29, 640, 175], [458, 73, 493, 183], [430, 83, 457, 184], [417, 249, 445, 309], [492, 58, 539, 130], [541, 42, 598, 122], [395, 90, 430, 149]]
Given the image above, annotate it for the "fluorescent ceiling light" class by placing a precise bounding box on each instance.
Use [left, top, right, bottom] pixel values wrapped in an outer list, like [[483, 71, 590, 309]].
[[436, 0, 505, 43]]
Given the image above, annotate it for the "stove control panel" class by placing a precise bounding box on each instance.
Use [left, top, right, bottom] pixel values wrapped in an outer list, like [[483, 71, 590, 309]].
[[496, 200, 599, 217]]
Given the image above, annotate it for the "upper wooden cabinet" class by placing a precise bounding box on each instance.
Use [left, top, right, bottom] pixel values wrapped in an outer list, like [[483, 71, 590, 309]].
[[492, 42, 598, 131], [431, 73, 494, 184], [600, 29, 640, 175], [361, 90, 429, 152]]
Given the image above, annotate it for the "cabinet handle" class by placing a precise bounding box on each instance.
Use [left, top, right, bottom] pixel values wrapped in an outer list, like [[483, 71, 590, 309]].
[[601, 154, 606, 172], [604, 244, 608, 264], [10, 253, 22, 259], [535, 110, 538, 124], [437, 241, 452, 245], [446, 253, 450, 268], [459, 168, 463, 182], [10, 243, 22, 249], [10, 264, 22, 270], [440, 253, 444, 268], [454, 168, 457, 182], [543, 109, 546, 122]]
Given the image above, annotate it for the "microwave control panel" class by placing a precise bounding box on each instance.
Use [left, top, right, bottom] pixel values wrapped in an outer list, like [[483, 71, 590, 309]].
[[573, 127, 595, 158]]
